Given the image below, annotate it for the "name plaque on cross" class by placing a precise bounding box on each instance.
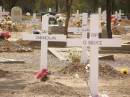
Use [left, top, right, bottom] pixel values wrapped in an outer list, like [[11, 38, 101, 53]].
[[82, 39, 121, 46], [23, 34, 66, 41]]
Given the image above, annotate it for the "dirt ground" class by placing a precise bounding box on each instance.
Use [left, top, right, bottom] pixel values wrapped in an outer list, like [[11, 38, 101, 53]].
[[0, 19, 130, 97], [0, 49, 130, 97]]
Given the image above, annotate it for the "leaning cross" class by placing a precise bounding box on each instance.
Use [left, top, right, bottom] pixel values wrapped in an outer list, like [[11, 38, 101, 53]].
[[23, 14, 66, 71]]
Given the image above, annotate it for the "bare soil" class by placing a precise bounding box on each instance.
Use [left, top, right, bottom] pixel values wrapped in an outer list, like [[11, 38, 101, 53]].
[[0, 19, 130, 97], [0, 49, 130, 97]]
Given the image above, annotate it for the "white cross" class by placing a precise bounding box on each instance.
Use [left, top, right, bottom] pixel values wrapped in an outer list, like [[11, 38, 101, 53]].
[[23, 15, 66, 70], [67, 13, 89, 64], [0, 6, 9, 20], [67, 14, 121, 97]]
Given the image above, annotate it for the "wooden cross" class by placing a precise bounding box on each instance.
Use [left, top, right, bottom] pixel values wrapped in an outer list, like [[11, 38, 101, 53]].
[[23, 14, 66, 70], [67, 14, 121, 97]]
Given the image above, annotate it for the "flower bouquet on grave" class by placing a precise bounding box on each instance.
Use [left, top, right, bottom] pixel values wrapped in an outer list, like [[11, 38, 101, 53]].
[[0, 31, 11, 40], [36, 69, 49, 81]]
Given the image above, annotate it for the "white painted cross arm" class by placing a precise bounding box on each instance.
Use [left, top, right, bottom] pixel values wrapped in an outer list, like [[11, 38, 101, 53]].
[[23, 34, 66, 42], [67, 38, 121, 47], [0, 12, 9, 15]]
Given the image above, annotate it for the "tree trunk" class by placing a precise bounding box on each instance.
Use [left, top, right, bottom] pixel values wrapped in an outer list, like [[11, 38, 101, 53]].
[[65, 0, 72, 38], [106, 0, 112, 38], [55, 0, 59, 12]]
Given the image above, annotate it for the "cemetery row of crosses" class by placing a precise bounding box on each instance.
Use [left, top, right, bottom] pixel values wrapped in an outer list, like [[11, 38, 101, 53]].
[[0, 5, 130, 97]]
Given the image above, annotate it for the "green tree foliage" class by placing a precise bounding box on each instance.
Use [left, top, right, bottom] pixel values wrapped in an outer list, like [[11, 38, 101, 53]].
[[0, 0, 130, 14]]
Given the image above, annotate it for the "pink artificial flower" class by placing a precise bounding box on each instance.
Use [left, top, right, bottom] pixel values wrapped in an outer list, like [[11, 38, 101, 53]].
[[36, 69, 48, 80]]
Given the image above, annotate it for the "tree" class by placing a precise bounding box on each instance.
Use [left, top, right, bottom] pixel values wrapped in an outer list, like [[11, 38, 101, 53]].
[[106, 0, 112, 38], [55, 0, 59, 12], [65, 0, 73, 38]]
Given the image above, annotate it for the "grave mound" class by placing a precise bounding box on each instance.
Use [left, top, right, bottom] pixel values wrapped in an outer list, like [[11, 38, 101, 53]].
[[61, 62, 124, 79], [112, 19, 130, 35], [0, 69, 9, 77], [17, 39, 66, 48], [16, 39, 41, 49], [24, 81, 79, 96], [0, 39, 32, 52]]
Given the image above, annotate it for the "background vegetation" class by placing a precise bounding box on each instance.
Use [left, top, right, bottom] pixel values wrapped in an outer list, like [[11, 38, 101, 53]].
[[0, 0, 130, 14]]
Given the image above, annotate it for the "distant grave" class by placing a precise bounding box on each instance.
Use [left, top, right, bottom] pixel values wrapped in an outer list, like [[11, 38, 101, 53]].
[[0, 6, 9, 21], [31, 13, 40, 24], [0, 57, 24, 64], [11, 6, 22, 22], [68, 11, 82, 34], [48, 47, 114, 61]]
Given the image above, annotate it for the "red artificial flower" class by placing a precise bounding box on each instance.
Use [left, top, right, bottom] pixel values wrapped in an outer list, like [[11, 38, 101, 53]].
[[36, 69, 48, 80], [0, 31, 11, 39]]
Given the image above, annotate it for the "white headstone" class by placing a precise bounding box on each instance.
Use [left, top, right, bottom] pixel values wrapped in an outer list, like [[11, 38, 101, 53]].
[[26, 12, 31, 16], [0, 6, 2, 12], [98, 7, 101, 19], [0, 6, 2, 20], [102, 10, 106, 23], [77, 10, 79, 14], [33, 13, 36, 20], [48, 8, 52, 12], [118, 10, 122, 20], [115, 11, 118, 19], [11, 6, 22, 22]]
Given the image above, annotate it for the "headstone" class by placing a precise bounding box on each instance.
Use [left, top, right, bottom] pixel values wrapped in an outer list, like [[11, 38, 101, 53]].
[[115, 11, 118, 19], [98, 7, 101, 20], [23, 15, 66, 72], [48, 8, 52, 12], [77, 10, 79, 14], [11, 6, 22, 22], [102, 10, 106, 23], [118, 10, 122, 20], [0, 6, 2, 20], [26, 12, 31, 16], [33, 13, 36, 20], [0, 6, 2, 12]]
